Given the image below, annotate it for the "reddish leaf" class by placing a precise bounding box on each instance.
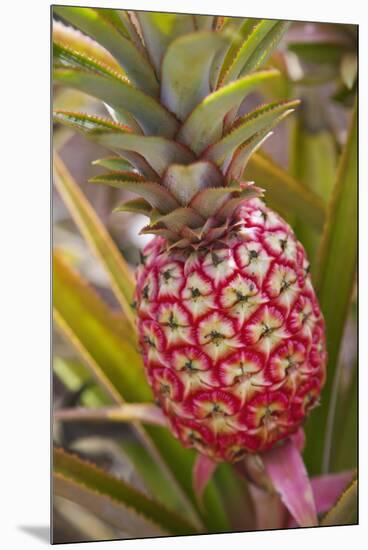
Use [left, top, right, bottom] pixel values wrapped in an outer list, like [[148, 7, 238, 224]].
[[193, 454, 218, 501], [312, 471, 354, 515], [262, 438, 318, 527], [249, 483, 287, 530], [288, 470, 354, 527], [290, 427, 306, 452]]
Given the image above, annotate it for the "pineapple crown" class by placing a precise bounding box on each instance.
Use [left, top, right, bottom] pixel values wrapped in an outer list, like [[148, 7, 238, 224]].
[[53, 8, 299, 248]]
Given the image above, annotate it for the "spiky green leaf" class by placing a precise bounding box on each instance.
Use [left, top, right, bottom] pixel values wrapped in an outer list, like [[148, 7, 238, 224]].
[[220, 20, 287, 85], [53, 40, 123, 78], [115, 197, 153, 217], [238, 21, 290, 77], [163, 161, 223, 205], [53, 20, 124, 74], [178, 69, 279, 153], [92, 156, 132, 171], [217, 18, 258, 85], [204, 99, 299, 166], [54, 110, 192, 175], [152, 208, 205, 233], [136, 12, 195, 74], [90, 172, 179, 213], [161, 31, 228, 120], [53, 448, 198, 536], [225, 129, 274, 182], [53, 67, 178, 137], [53, 6, 159, 96]]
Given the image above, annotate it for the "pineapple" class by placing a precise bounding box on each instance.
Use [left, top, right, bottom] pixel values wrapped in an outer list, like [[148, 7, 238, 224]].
[[53, 8, 326, 463]]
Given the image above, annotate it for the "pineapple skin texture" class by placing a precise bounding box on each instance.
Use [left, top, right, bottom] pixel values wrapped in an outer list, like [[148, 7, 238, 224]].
[[136, 199, 326, 462]]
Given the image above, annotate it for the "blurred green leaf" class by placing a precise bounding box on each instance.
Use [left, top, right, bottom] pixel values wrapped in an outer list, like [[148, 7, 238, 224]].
[[304, 99, 357, 474], [53, 251, 150, 403], [53, 153, 136, 331], [54, 448, 199, 536], [290, 116, 337, 267], [244, 152, 326, 230], [53, 357, 110, 408], [340, 53, 358, 90], [290, 120, 337, 202], [119, 440, 186, 512], [214, 464, 255, 531], [258, 52, 291, 101], [288, 42, 347, 64], [54, 404, 167, 427], [144, 425, 230, 532], [194, 15, 215, 30], [330, 361, 357, 473], [321, 478, 357, 526], [93, 7, 131, 38], [53, 357, 187, 516]]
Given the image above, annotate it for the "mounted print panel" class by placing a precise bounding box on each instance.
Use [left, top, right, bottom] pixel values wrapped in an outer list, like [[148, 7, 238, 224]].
[[52, 4, 358, 544]]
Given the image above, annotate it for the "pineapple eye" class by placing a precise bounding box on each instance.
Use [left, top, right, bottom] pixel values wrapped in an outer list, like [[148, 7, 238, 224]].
[[235, 290, 246, 301], [188, 431, 202, 444], [167, 312, 179, 329], [163, 270, 172, 281], [211, 252, 223, 267], [301, 311, 311, 323], [249, 249, 259, 260], [260, 323, 273, 337], [190, 287, 201, 298], [232, 448, 246, 460], [280, 279, 291, 293], [143, 336, 155, 348], [206, 330, 225, 344], [160, 382, 171, 396], [279, 238, 287, 251]]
